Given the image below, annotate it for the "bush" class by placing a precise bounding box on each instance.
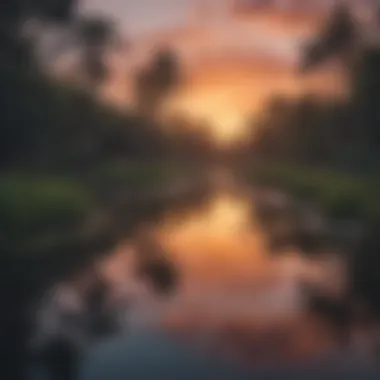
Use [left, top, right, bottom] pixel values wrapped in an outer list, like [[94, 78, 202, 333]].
[[96, 161, 177, 189], [249, 164, 380, 222], [0, 174, 93, 253]]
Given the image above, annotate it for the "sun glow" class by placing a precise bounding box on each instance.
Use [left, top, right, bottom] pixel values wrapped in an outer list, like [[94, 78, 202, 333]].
[[167, 94, 251, 145], [153, 192, 272, 290], [165, 57, 348, 146], [96, 7, 349, 147]]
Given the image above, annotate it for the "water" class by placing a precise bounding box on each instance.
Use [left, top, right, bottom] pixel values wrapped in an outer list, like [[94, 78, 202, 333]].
[[31, 171, 374, 379]]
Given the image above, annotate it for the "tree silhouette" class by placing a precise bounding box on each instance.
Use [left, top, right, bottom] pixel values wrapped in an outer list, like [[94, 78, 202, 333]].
[[252, 93, 350, 166], [135, 48, 180, 118], [0, 0, 77, 26], [151, 49, 180, 96], [351, 47, 380, 148], [300, 2, 357, 72], [38, 335, 80, 380], [76, 16, 116, 89], [136, 235, 178, 295], [0, 3, 173, 379], [349, 228, 380, 319]]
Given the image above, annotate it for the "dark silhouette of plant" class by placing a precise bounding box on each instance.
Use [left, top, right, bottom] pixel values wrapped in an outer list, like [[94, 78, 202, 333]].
[[0, 0, 77, 25], [351, 47, 380, 148], [300, 2, 357, 72], [349, 229, 380, 319], [38, 335, 80, 380], [137, 236, 178, 295], [135, 48, 180, 118], [76, 16, 116, 89], [0, 3, 175, 380]]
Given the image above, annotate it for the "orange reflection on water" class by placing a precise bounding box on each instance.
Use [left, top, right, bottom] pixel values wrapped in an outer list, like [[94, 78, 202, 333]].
[[154, 192, 278, 293], [152, 191, 347, 366], [98, 189, 349, 365]]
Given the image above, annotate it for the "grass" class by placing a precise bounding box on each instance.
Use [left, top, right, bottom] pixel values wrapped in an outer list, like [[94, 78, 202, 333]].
[[0, 162, 190, 259], [95, 160, 187, 192], [247, 163, 380, 223], [0, 173, 94, 257]]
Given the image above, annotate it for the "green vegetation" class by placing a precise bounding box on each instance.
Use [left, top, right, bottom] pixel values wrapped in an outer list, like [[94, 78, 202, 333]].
[[0, 60, 170, 168], [245, 2, 380, 323], [300, 2, 357, 72], [248, 4, 380, 227], [135, 49, 180, 118], [0, 2, 187, 377], [0, 174, 91, 244], [247, 164, 380, 223], [96, 161, 180, 190]]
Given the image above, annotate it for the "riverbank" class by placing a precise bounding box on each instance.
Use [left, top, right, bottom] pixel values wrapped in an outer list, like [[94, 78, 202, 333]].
[[240, 162, 380, 343], [0, 160, 209, 379], [243, 163, 380, 228], [1, 160, 211, 293]]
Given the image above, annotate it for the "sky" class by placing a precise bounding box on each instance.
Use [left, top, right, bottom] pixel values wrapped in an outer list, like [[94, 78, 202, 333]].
[[78, 0, 349, 145], [81, 0, 192, 37]]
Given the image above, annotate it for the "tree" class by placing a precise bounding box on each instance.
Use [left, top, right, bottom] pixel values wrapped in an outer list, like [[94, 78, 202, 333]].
[[351, 47, 380, 149], [251, 93, 350, 166], [31, 0, 77, 23], [300, 2, 357, 72], [0, 0, 77, 70], [76, 16, 117, 89], [349, 228, 380, 319], [151, 49, 180, 97], [0, 0, 77, 26], [136, 235, 178, 295], [38, 335, 80, 380], [135, 48, 180, 118]]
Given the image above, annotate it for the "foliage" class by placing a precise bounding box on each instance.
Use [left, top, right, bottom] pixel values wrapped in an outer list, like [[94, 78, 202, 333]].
[[139, 257, 178, 295], [350, 229, 380, 317], [0, 0, 77, 25], [300, 2, 357, 71], [135, 49, 180, 118], [0, 55, 171, 168], [248, 164, 380, 223], [247, 5, 380, 326], [0, 2, 190, 379], [76, 15, 117, 88], [96, 161, 176, 187], [351, 47, 380, 148], [0, 174, 93, 256], [252, 95, 351, 166]]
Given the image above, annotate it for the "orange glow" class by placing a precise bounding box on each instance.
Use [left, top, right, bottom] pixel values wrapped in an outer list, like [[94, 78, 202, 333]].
[[166, 92, 250, 145], [154, 192, 274, 290], [166, 58, 348, 145], [102, 190, 348, 363], [97, 9, 349, 146]]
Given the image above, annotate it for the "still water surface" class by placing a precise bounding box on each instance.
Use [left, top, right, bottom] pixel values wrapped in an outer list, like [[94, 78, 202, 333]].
[[34, 177, 368, 378], [95, 183, 349, 367]]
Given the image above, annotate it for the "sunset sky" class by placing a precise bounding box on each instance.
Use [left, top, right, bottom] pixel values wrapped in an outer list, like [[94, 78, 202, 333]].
[[81, 0, 192, 36], [79, 1, 349, 144]]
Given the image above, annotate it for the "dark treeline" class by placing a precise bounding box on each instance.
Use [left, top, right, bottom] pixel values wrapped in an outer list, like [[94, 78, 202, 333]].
[[0, 27, 172, 170], [5, 0, 380, 376], [251, 3, 380, 170], [0, 1, 193, 379], [246, 3, 380, 328], [0, 0, 214, 173]]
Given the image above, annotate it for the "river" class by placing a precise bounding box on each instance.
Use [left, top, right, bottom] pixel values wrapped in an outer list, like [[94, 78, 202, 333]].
[[29, 170, 380, 380]]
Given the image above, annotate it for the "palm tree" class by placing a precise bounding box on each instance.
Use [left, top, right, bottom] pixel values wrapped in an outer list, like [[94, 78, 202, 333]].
[[300, 2, 358, 73], [135, 48, 180, 119], [76, 16, 117, 90]]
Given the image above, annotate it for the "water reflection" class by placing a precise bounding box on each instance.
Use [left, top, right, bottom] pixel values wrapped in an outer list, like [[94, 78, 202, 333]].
[[154, 191, 270, 291], [140, 189, 348, 365], [33, 183, 367, 375]]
